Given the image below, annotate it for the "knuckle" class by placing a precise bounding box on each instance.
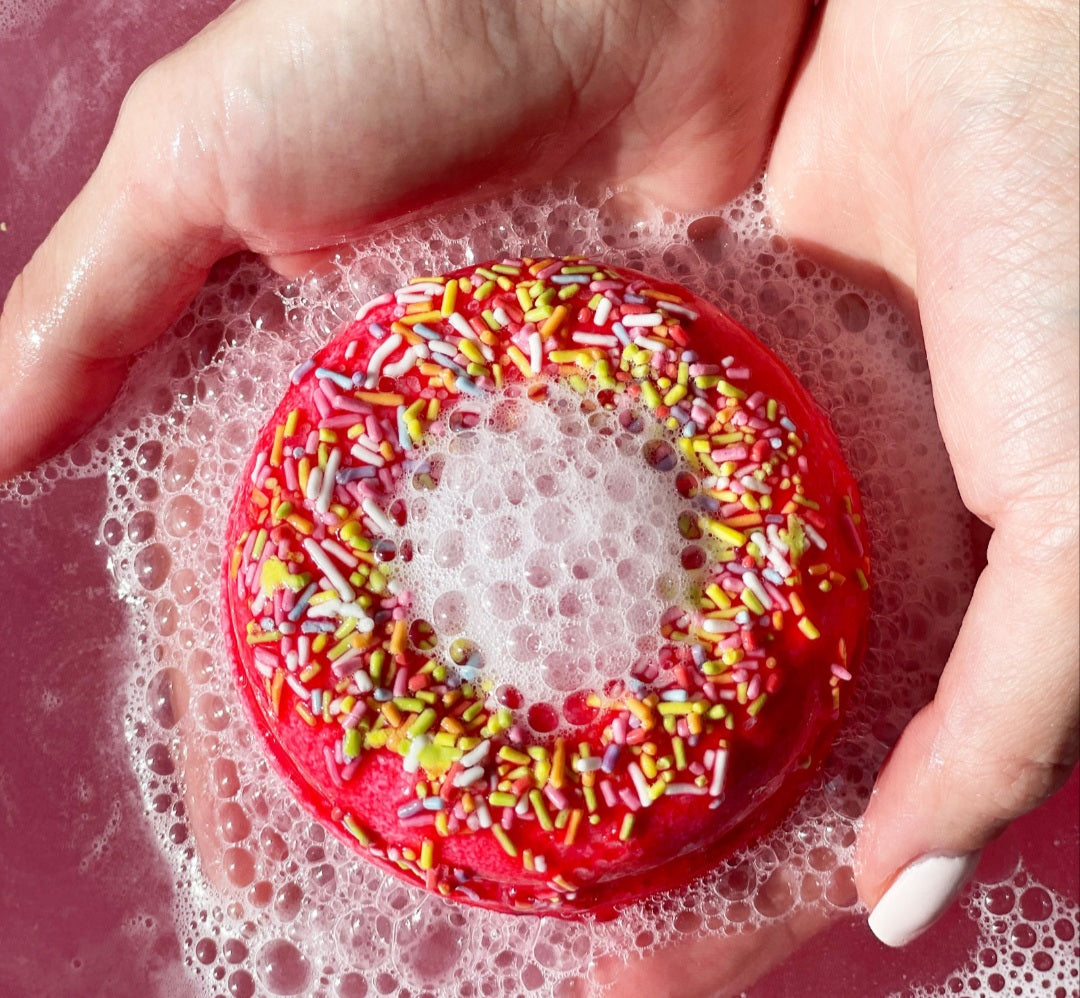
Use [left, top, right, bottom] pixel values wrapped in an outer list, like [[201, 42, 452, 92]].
[[988, 750, 1077, 822]]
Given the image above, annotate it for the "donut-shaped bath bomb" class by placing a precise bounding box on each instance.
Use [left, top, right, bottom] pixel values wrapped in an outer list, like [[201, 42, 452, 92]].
[[223, 256, 871, 915]]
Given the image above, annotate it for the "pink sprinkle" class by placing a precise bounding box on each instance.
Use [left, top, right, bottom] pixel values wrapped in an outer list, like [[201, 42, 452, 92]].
[[324, 747, 344, 789], [619, 788, 641, 812], [544, 786, 568, 811], [313, 386, 333, 418], [831, 664, 853, 681], [712, 445, 748, 463], [283, 457, 299, 492], [600, 781, 618, 807]]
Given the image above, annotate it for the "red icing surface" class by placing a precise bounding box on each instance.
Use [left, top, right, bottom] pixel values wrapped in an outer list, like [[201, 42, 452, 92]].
[[222, 257, 871, 915]]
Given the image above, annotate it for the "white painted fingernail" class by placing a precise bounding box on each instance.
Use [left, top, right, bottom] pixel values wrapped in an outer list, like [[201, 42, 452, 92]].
[[868, 852, 979, 947]]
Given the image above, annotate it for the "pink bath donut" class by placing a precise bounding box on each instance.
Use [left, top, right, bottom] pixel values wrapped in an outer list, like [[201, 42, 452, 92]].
[[223, 255, 871, 915]]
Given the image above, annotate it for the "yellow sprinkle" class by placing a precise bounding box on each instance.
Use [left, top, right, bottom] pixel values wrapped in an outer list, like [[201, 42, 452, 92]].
[[640, 382, 662, 410], [798, 617, 821, 640], [702, 519, 746, 547], [619, 814, 635, 841], [399, 309, 442, 326], [354, 390, 406, 406], [498, 746, 531, 766], [741, 589, 765, 615], [663, 384, 687, 406], [706, 583, 732, 609], [343, 814, 371, 846], [506, 344, 533, 377]]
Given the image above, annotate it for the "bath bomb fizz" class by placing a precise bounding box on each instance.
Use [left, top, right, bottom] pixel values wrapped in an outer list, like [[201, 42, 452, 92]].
[[223, 256, 871, 915]]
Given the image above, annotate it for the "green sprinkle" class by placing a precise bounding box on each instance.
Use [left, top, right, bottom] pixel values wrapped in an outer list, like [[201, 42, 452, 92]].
[[491, 825, 517, 857], [408, 708, 437, 737]]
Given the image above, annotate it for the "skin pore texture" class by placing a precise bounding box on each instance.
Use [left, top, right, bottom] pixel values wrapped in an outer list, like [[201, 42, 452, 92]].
[[0, 0, 1076, 969]]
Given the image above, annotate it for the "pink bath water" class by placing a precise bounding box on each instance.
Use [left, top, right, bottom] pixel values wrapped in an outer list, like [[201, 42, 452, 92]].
[[1, 3, 1076, 997]]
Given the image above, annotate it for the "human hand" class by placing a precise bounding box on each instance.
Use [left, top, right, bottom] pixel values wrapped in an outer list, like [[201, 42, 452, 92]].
[[2, 0, 1076, 979]]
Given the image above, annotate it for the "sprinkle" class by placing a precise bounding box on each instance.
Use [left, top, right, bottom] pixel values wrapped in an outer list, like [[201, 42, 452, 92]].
[[621, 312, 663, 328], [316, 367, 354, 392], [302, 538, 355, 602], [709, 748, 728, 796], [491, 825, 517, 857]]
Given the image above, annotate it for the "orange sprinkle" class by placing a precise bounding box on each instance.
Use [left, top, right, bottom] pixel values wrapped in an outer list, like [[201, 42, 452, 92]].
[[389, 619, 408, 656], [563, 808, 584, 847], [270, 423, 286, 466]]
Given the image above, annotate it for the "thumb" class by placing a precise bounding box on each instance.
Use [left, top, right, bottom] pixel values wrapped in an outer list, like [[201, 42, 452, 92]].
[[0, 61, 227, 479]]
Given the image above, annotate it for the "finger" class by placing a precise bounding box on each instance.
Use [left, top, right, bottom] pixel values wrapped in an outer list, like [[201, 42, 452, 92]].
[[589, 866, 837, 997], [0, 64, 227, 478], [859, 513, 1079, 946]]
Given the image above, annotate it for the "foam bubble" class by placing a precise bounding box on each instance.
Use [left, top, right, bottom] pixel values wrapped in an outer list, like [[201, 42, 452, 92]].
[[7, 179, 1074, 996]]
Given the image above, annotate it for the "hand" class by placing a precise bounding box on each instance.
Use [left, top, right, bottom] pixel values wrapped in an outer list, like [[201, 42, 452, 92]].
[[3, 0, 1076, 974]]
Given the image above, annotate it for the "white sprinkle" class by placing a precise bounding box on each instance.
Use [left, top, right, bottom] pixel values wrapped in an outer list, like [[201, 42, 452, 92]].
[[665, 784, 708, 796], [743, 571, 773, 610], [460, 740, 491, 768], [804, 522, 828, 550], [573, 757, 603, 773], [356, 293, 392, 322], [627, 762, 653, 809], [453, 765, 486, 788], [656, 300, 699, 321], [702, 618, 739, 634], [305, 465, 323, 503], [594, 296, 613, 326], [317, 449, 342, 514], [383, 347, 418, 379], [621, 312, 663, 328], [633, 336, 668, 352], [709, 748, 728, 797], [571, 332, 619, 348], [476, 803, 493, 829], [428, 340, 457, 358], [302, 538, 356, 602], [447, 312, 474, 339], [740, 475, 771, 494], [492, 307, 510, 327], [361, 498, 394, 535], [350, 441, 386, 467], [528, 332, 543, 374], [320, 538, 358, 568], [365, 332, 403, 387]]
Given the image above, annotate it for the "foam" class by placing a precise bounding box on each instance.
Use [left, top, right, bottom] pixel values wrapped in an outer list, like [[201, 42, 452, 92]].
[[394, 382, 691, 726], [3, 179, 1076, 996]]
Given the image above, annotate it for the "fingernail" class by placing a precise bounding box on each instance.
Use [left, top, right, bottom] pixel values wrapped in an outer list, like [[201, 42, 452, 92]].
[[868, 852, 980, 947]]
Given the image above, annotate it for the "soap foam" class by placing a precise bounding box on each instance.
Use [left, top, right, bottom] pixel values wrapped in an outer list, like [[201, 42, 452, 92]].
[[395, 381, 691, 726], [2, 179, 1076, 997]]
